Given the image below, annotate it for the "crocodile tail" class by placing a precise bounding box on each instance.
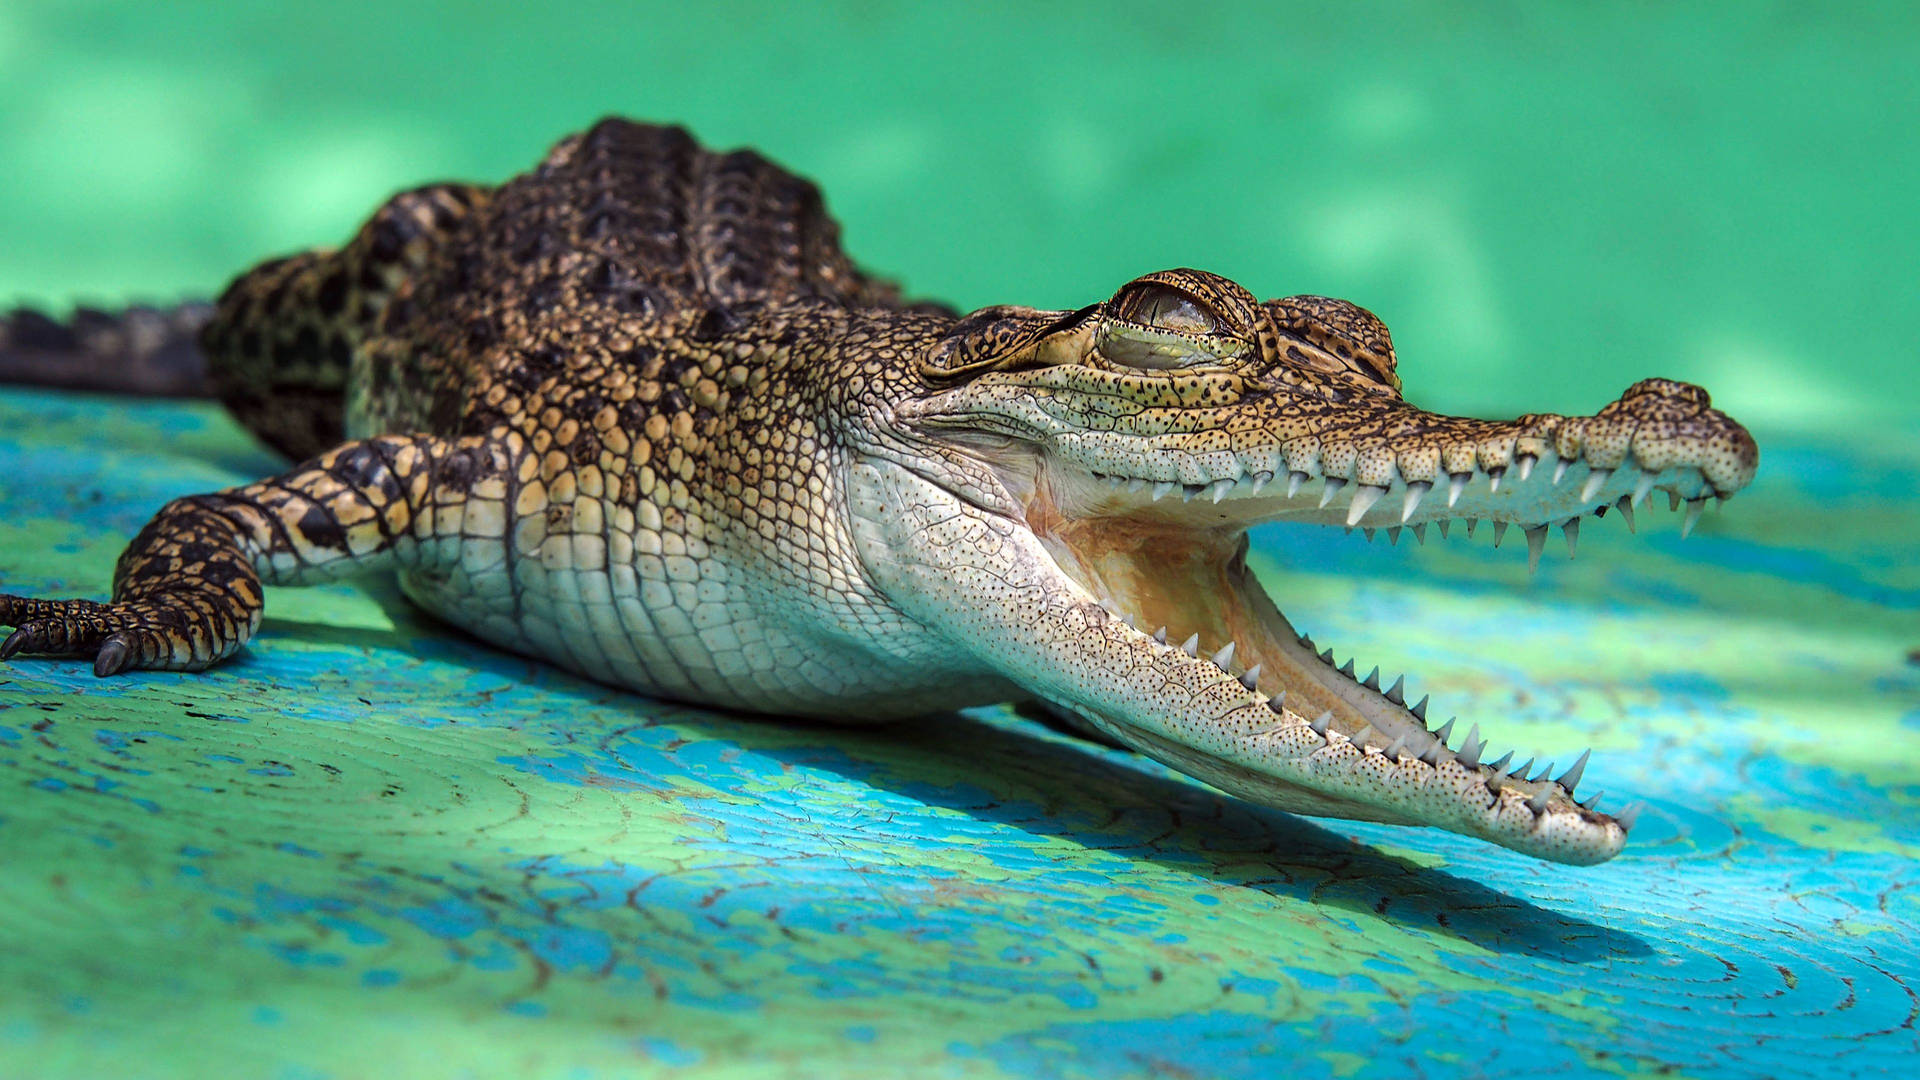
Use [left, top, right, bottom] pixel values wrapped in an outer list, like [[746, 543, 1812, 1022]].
[[0, 302, 216, 397]]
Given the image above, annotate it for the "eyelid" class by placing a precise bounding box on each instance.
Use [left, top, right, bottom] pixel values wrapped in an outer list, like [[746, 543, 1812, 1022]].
[[1115, 284, 1220, 334]]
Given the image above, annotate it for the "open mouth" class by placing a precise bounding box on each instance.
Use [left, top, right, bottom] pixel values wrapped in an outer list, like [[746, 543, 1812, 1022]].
[[1014, 439, 1744, 863], [899, 266, 1758, 864]]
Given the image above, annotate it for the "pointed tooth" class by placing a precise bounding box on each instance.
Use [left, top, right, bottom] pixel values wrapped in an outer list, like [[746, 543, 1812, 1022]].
[[1419, 741, 1445, 765], [1667, 490, 1681, 512], [1447, 472, 1469, 507], [1532, 760, 1556, 783], [1385, 735, 1409, 758], [1401, 481, 1430, 522], [1525, 525, 1547, 573], [1517, 455, 1536, 482], [1411, 695, 1429, 721], [1487, 751, 1515, 776], [1126, 477, 1146, 493], [1616, 494, 1637, 532], [1309, 710, 1332, 736], [1580, 789, 1606, 810], [1351, 723, 1375, 747], [1511, 757, 1534, 781], [1239, 663, 1262, 690], [1363, 527, 1376, 542], [1181, 633, 1199, 657], [1615, 802, 1645, 831], [1581, 467, 1612, 503], [1437, 520, 1450, 539], [1433, 717, 1456, 746], [1181, 484, 1201, 502], [1362, 665, 1380, 690], [1120, 612, 1137, 628], [1488, 466, 1505, 493], [1268, 688, 1286, 710], [1457, 724, 1484, 768], [1384, 675, 1405, 704], [1346, 483, 1386, 526], [1465, 518, 1479, 538], [1387, 526, 1402, 545], [1527, 787, 1554, 813], [1555, 749, 1591, 793], [1632, 472, 1656, 507], [1412, 523, 1426, 545], [1318, 647, 1335, 665], [1286, 471, 1306, 498], [1153, 626, 1168, 644], [1249, 471, 1272, 496], [1211, 641, 1236, 669], [1562, 517, 1580, 558], [1319, 476, 1347, 508], [1492, 521, 1509, 547], [1151, 481, 1175, 502], [1208, 478, 1235, 503], [1338, 658, 1356, 678], [1682, 497, 1706, 538], [1551, 458, 1569, 485]]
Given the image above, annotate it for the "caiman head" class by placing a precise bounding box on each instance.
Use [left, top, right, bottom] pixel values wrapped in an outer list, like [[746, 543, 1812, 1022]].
[[867, 268, 1756, 866]]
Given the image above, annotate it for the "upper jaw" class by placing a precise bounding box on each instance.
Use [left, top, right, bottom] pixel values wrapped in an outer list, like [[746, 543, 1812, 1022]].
[[1043, 377, 1759, 544]]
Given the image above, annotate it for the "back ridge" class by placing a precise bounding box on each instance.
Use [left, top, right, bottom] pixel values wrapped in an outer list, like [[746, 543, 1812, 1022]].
[[4, 120, 949, 463], [200, 182, 490, 461]]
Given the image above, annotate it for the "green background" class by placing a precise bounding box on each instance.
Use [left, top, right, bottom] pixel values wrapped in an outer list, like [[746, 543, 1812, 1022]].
[[2, 1, 1916, 434], [2, 3, 1918, 1079]]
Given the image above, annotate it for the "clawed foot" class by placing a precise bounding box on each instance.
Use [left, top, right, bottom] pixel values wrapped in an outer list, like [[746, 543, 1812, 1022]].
[[0, 593, 211, 676]]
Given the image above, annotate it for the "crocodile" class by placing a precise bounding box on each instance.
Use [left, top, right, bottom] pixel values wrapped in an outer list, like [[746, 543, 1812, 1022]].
[[0, 118, 1756, 866]]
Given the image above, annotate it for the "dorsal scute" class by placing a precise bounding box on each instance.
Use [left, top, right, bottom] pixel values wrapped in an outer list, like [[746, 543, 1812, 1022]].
[[512, 118, 913, 324]]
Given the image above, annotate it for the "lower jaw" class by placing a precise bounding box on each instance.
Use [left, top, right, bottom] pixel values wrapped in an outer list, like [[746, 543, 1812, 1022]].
[[1031, 514, 1434, 758], [1024, 499, 1632, 862]]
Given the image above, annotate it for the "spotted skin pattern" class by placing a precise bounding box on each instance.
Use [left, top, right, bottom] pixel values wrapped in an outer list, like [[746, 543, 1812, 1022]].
[[0, 118, 1758, 865]]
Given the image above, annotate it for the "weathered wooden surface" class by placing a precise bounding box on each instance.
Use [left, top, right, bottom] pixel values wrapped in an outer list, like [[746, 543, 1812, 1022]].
[[1, 385, 1916, 1078]]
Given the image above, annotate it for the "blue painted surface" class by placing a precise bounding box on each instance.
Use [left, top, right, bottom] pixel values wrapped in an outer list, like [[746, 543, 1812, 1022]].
[[0, 384, 1917, 1080]]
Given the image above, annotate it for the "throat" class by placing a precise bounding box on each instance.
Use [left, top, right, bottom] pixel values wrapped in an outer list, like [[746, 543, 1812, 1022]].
[[1027, 491, 1439, 760]]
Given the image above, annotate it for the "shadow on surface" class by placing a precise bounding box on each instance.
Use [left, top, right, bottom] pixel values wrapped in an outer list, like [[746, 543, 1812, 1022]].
[[251, 574, 1652, 965], [766, 710, 1653, 965]]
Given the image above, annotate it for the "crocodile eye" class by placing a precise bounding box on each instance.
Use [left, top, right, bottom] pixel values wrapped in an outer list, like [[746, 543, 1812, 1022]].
[[1112, 284, 1219, 335]]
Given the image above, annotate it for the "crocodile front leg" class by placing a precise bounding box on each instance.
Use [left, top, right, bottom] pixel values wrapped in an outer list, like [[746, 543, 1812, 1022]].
[[1, 431, 530, 674]]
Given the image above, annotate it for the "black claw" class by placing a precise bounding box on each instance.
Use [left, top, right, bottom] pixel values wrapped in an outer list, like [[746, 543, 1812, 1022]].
[[0, 626, 29, 660], [94, 637, 132, 677]]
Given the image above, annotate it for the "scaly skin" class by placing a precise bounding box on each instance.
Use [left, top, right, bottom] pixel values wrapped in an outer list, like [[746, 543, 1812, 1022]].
[[0, 119, 1757, 865]]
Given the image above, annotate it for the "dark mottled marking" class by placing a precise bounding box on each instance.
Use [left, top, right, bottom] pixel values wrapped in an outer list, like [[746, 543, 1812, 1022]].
[[330, 443, 390, 489], [9, 309, 78, 350], [316, 272, 348, 317], [295, 503, 347, 549]]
